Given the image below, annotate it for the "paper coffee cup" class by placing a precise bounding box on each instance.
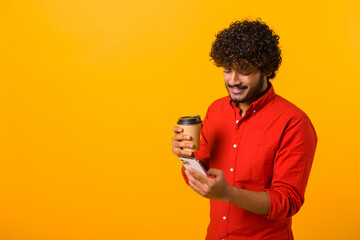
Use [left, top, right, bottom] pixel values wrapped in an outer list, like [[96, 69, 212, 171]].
[[177, 115, 202, 152]]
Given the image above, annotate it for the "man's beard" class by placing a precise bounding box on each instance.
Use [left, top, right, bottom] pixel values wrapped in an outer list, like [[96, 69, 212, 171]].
[[226, 73, 266, 104]]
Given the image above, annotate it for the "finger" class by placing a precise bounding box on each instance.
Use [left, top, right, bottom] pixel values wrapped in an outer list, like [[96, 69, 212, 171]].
[[172, 134, 191, 141], [207, 168, 224, 177], [173, 148, 193, 157], [172, 141, 193, 149], [187, 167, 209, 184], [185, 170, 207, 191], [188, 179, 206, 197], [173, 126, 184, 133], [172, 145, 193, 157]]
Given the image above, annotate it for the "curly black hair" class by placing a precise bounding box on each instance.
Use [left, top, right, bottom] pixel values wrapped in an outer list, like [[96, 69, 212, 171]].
[[210, 19, 282, 79]]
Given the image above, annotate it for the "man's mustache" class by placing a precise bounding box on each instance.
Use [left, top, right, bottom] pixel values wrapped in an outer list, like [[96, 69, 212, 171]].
[[227, 84, 248, 89]]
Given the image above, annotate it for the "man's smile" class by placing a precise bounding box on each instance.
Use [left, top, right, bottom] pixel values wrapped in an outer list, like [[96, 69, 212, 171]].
[[228, 84, 248, 94]]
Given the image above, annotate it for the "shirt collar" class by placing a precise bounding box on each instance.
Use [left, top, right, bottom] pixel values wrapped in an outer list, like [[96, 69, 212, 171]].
[[229, 82, 276, 113]]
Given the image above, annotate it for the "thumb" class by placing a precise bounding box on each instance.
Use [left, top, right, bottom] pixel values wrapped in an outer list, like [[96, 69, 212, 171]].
[[207, 168, 224, 177]]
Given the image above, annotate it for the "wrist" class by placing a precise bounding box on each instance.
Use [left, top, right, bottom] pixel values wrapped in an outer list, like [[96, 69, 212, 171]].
[[222, 184, 235, 203]]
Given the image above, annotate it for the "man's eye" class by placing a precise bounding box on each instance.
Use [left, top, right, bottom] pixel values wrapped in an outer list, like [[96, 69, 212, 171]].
[[224, 69, 232, 73]]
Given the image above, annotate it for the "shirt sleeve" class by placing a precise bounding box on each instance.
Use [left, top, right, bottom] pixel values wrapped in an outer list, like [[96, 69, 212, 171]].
[[181, 105, 212, 185], [265, 116, 317, 220]]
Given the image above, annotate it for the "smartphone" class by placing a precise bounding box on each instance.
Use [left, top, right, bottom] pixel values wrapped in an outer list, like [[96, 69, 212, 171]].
[[179, 156, 208, 176]]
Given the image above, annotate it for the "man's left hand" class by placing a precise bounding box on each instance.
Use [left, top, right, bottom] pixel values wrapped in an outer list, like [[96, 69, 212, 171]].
[[185, 168, 232, 202]]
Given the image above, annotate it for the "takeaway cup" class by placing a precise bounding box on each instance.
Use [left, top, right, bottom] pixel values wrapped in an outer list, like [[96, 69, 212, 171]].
[[177, 115, 202, 152]]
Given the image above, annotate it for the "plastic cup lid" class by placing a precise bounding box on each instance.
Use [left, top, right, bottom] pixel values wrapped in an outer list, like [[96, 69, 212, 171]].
[[177, 115, 202, 125]]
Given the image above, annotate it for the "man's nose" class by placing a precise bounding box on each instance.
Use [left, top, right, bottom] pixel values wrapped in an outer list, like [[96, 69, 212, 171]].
[[229, 71, 241, 85]]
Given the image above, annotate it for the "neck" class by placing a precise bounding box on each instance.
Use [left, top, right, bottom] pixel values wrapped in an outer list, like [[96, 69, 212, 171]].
[[238, 80, 270, 117], [239, 103, 250, 117]]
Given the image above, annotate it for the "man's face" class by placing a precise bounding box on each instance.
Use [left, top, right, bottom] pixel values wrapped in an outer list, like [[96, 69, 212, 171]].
[[223, 65, 268, 106]]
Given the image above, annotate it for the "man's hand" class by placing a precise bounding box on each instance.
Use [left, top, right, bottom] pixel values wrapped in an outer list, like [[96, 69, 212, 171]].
[[185, 168, 232, 202], [172, 126, 194, 157]]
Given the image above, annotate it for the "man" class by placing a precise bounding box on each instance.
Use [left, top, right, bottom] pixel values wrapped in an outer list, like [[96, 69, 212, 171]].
[[172, 19, 317, 240]]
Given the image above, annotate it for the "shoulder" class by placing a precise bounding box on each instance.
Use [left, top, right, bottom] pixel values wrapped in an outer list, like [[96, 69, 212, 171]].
[[207, 96, 231, 111], [264, 94, 316, 133], [269, 94, 309, 119], [202, 96, 231, 121], [265, 94, 317, 142]]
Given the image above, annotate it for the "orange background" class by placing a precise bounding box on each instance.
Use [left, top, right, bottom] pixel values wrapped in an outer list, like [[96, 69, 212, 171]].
[[0, 1, 359, 239]]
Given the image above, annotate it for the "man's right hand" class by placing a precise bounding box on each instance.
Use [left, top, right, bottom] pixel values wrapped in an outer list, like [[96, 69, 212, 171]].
[[172, 126, 194, 157]]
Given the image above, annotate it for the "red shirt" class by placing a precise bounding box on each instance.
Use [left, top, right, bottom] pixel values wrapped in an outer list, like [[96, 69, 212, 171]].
[[182, 85, 317, 240]]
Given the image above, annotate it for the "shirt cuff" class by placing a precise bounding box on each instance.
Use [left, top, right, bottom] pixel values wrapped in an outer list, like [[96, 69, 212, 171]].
[[264, 187, 303, 221], [264, 188, 275, 220]]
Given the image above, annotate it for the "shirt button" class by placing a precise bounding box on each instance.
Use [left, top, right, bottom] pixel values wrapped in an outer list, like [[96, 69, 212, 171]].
[[236, 120, 239, 124], [223, 216, 226, 220], [253, 110, 256, 113], [233, 144, 237, 148], [230, 168, 234, 172]]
